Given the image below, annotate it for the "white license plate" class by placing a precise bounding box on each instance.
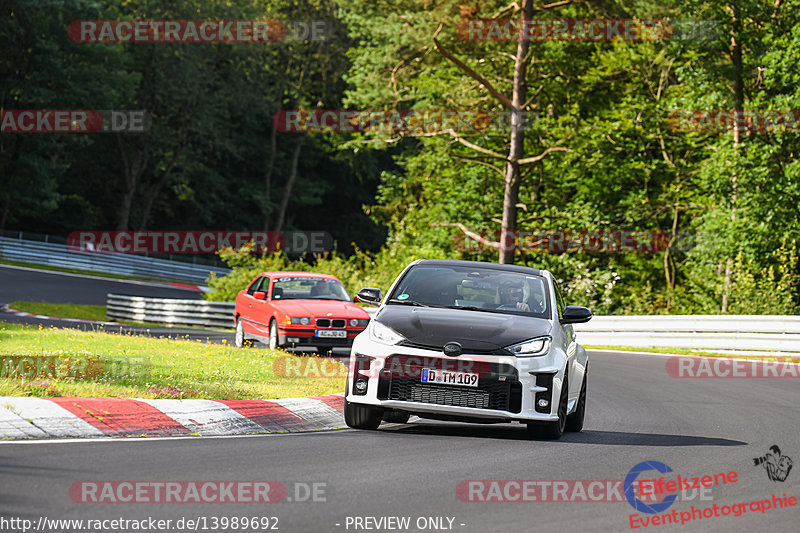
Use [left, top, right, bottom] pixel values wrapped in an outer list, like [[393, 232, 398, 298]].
[[421, 368, 479, 387], [316, 330, 347, 338]]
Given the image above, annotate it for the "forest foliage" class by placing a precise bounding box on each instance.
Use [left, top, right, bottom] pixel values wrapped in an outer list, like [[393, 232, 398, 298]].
[[3, 0, 799, 314]]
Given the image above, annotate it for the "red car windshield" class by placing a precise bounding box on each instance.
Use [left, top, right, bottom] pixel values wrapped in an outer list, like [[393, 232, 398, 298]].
[[272, 277, 351, 301]]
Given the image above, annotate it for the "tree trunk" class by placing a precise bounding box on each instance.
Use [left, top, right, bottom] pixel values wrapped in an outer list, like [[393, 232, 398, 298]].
[[0, 200, 9, 233], [721, 2, 744, 313], [274, 136, 304, 233], [263, 125, 277, 231], [499, 0, 533, 264], [664, 205, 680, 310], [115, 134, 149, 231], [137, 153, 178, 231]]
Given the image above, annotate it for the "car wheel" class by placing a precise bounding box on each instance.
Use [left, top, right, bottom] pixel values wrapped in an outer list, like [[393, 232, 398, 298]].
[[344, 380, 383, 429], [234, 319, 251, 348], [382, 410, 411, 424], [566, 362, 587, 433], [344, 394, 382, 430], [527, 374, 568, 440], [268, 319, 280, 350]]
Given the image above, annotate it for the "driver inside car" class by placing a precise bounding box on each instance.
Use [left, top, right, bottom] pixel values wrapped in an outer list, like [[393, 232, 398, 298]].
[[498, 281, 530, 311]]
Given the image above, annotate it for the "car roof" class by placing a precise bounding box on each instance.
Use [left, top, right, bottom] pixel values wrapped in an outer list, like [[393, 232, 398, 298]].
[[258, 271, 339, 280], [412, 259, 543, 277]]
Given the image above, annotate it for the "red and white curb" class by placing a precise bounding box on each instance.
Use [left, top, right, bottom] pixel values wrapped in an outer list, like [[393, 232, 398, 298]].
[[0, 394, 345, 440], [169, 282, 208, 292], [1, 304, 119, 326]]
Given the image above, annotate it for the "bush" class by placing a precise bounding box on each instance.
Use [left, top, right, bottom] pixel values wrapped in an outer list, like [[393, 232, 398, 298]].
[[204, 237, 446, 302]]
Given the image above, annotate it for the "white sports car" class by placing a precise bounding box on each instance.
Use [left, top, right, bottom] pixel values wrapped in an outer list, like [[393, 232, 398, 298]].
[[345, 259, 592, 439]]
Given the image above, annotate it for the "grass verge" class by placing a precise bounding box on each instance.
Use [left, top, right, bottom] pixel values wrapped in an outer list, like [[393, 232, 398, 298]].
[[9, 301, 106, 322], [7, 301, 231, 330], [0, 323, 345, 399], [0, 258, 182, 283], [585, 344, 797, 360]]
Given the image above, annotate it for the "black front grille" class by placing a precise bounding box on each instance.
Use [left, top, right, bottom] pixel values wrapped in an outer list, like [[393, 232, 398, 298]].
[[314, 337, 351, 346], [409, 384, 490, 409], [377, 354, 522, 413], [381, 377, 520, 413], [316, 318, 346, 328]]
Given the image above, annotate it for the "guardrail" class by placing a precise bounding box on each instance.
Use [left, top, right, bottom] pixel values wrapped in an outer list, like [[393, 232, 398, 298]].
[[574, 315, 800, 353], [104, 294, 375, 328], [0, 236, 229, 284], [101, 295, 800, 353], [106, 294, 234, 328]]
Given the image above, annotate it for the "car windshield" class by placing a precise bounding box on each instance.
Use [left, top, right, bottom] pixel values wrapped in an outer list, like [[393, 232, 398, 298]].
[[388, 265, 550, 319], [272, 277, 351, 302]]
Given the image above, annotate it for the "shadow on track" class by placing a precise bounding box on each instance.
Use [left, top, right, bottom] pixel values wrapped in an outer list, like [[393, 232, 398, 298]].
[[384, 423, 747, 447]]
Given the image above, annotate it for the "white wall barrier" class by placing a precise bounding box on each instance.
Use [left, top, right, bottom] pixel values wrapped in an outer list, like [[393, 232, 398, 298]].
[[106, 294, 234, 328], [102, 296, 800, 353], [574, 315, 800, 353], [0, 236, 229, 284]]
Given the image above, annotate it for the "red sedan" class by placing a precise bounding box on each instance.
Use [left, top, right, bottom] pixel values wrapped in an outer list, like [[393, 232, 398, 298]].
[[233, 272, 371, 350]]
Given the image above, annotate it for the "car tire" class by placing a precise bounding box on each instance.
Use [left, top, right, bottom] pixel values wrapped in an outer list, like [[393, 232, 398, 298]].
[[344, 397, 382, 430], [527, 374, 568, 440], [234, 319, 251, 348], [268, 319, 280, 350], [566, 362, 587, 433], [382, 410, 411, 424], [344, 400, 382, 429]]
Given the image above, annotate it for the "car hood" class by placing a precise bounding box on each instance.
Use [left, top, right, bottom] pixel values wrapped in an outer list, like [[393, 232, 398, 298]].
[[375, 305, 552, 351], [275, 299, 370, 319]]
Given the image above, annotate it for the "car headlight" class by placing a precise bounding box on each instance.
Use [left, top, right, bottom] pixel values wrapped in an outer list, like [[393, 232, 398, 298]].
[[289, 317, 311, 325], [349, 318, 370, 327], [506, 336, 551, 357], [368, 321, 405, 345]]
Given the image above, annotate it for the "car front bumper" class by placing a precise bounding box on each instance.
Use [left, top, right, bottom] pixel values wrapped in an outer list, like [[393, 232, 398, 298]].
[[278, 326, 365, 347], [345, 334, 568, 423]]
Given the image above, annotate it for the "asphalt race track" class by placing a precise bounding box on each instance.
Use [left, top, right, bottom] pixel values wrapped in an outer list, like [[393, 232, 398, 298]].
[[0, 266, 347, 351], [1, 350, 797, 533], [1, 267, 798, 532], [0, 265, 234, 343], [0, 264, 202, 304]]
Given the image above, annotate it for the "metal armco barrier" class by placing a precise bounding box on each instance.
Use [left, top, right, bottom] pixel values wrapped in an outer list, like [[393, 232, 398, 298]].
[[106, 294, 234, 328], [0, 236, 229, 284], [574, 315, 800, 353], [101, 295, 800, 353]]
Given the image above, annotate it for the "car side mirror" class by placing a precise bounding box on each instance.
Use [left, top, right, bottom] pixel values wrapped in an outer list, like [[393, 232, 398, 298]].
[[355, 288, 382, 306], [560, 305, 592, 324], [253, 291, 267, 300]]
